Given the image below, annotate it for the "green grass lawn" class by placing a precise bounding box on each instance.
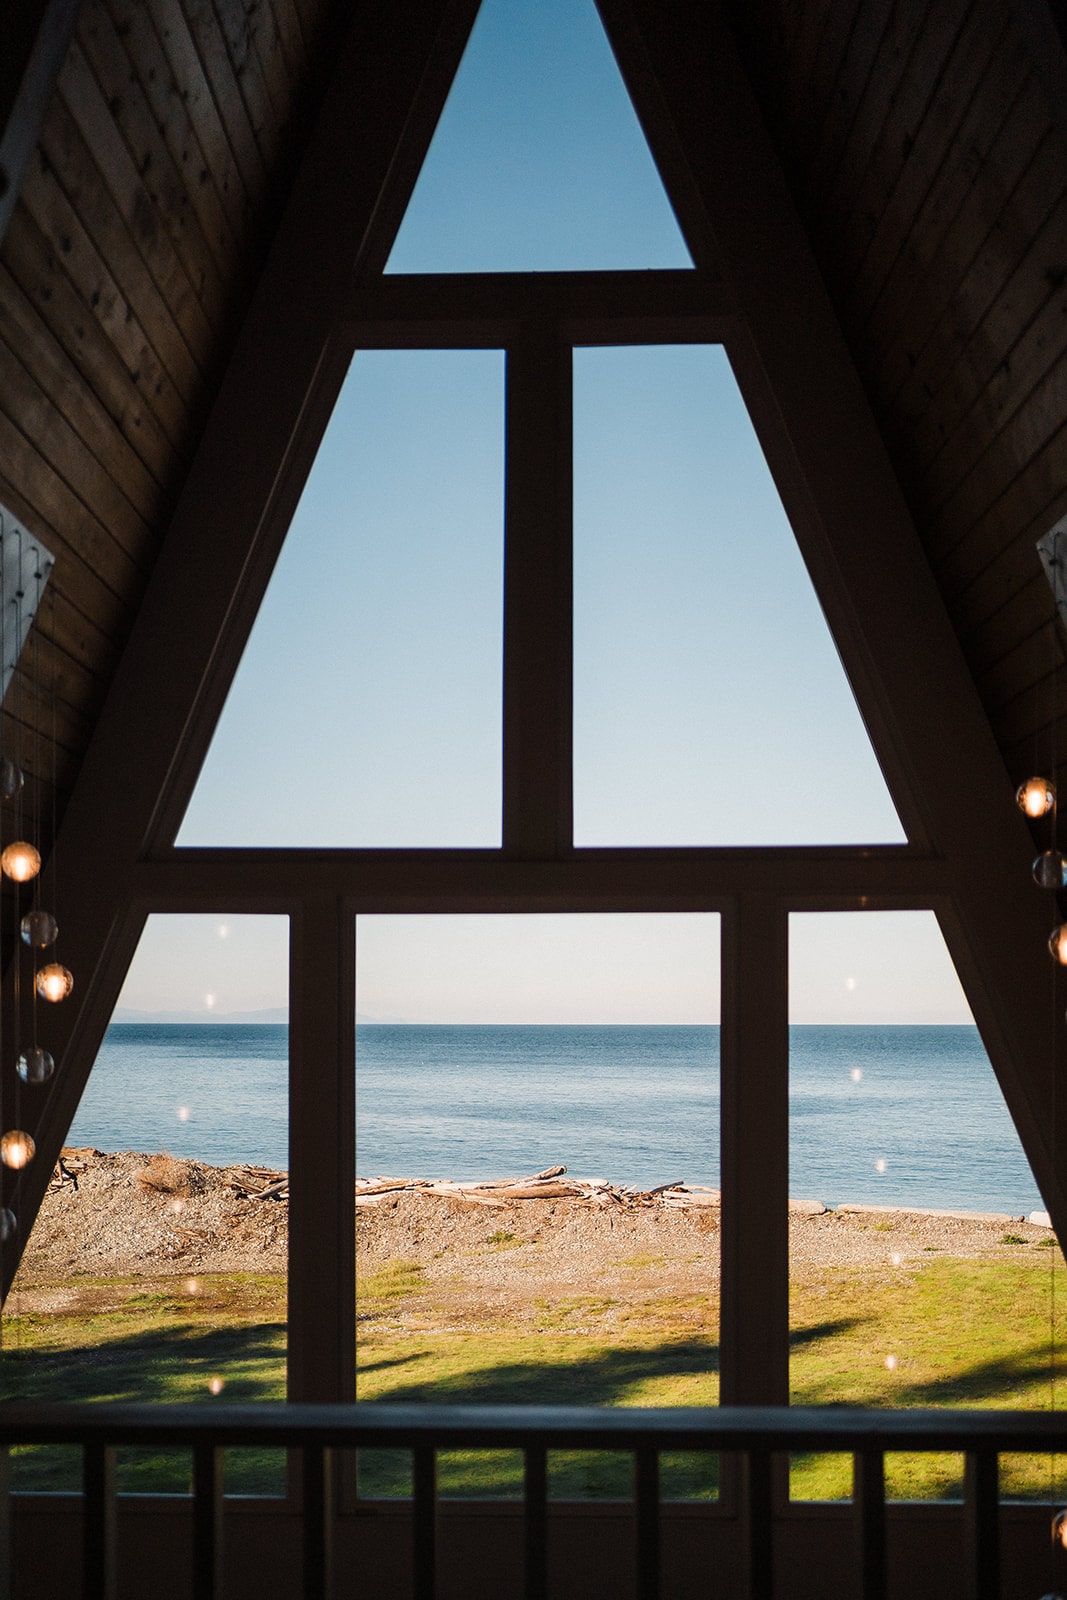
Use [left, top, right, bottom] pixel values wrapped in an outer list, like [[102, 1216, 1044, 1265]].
[[2, 1252, 1065, 1502]]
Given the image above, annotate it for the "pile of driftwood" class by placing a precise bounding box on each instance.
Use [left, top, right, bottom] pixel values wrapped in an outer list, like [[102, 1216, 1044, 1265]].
[[354, 1165, 720, 1211], [226, 1165, 289, 1201]]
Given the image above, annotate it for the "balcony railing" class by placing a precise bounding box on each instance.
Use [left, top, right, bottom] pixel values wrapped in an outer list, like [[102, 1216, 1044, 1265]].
[[1, 1402, 1066, 1599]]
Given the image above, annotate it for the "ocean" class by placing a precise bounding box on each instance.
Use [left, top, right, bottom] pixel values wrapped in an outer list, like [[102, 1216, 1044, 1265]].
[[64, 1023, 1045, 1215]]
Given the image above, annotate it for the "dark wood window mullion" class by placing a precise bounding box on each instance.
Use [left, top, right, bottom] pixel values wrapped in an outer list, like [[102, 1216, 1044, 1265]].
[[719, 895, 790, 1407], [502, 322, 573, 858]]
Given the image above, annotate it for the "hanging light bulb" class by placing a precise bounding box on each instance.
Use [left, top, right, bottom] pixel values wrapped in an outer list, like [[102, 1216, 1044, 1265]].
[[0, 1208, 15, 1243], [1035, 850, 1067, 889], [35, 963, 72, 1003], [1051, 926, 1067, 964], [16, 1048, 53, 1085], [0, 1130, 35, 1169], [0, 841, 39, 882], [1018, 776, 1057, 817], [0, 758, 22, 801], [20, 909, 57, 947]]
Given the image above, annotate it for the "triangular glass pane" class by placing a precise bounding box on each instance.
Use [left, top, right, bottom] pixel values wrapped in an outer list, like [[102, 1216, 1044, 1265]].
[[386, 0, 692, 273], [572, 345, 906, 845]]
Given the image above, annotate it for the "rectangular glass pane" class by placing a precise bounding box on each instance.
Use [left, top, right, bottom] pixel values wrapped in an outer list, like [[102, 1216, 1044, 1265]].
[[179, 349, 504, 847], [354, 914, 720, 1501], [6, 916, 289, 1495], [788, 911, 1056, 1503]]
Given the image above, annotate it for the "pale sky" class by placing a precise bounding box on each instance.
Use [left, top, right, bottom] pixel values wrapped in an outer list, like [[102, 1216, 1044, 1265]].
[[119, 0, 971, 1026]]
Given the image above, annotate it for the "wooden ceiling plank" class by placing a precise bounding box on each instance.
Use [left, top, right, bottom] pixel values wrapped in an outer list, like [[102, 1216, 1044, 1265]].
[[946, 490, 1067, 634], [934, 425, 1067, 604], [178, 0, 269, 211], [20, 134, 200, 437], [0, 0, 81, 246], [0, 0, 484, 1288], [267, 0, 310, 90], [821, 0, 974, 293], [809, 0, 932, 259], [147, 0, 257, 244], [772, 0, 840, 153], [977, 616, 1062, 714], [888, 190, 1067, 490], [958, 566, 1053, 666], [0, 263, 166, 523], [75, 0, 233, 326], [601, 0, 1067, 1240], [908, 170, 1067, 516], [868, 67, 1043, 400], [0, 405, 149, 610], [0, 208, 179, 480], [55, 49, 216, 381], [844, 0, 1011, 326], [101, 0, 245, 285], [803, 0, 893, 207], [924, 357, 1067, 566], [209, 0, 285, 180]]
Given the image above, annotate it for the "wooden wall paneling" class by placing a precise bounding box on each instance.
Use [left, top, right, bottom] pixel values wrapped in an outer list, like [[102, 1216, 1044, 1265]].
[[0, 0, 82, 245], [889, 191, 1067, 491], [1, 650, 97, 764], [17, 146, 198, 441], [605, 0, 1067, 1240], [74, 1, 233, 328], [801, 0, 893, 208], [0, 0, 484, 1290], [0, 265, 165, 526], [0, 340, 156, 579], [0, 410, 146, 622], [958, 568, 1053, 670], [808, 0, 933, 268], [940, 451, 1067, 611], [868, 64, 1041, 400], [843, 0, 1010, 326], [178, 0, 269, 211], [975, 615, 1062, 715], [99, 0, 245, 283], [907, 145, 1066, 522], [209, 0, 285, 180], [830, 0, 975, 298], [146, 0, 257, 246], [267, 0, 310, 91], [0, 210, 180, 482], [55, 49, 217, 382], [924, 362, 1067, 570], [948, 503, 1064, 637]]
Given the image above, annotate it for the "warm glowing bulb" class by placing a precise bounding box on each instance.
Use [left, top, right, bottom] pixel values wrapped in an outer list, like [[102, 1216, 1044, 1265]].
[[208, 1376, 225, 1396], [17, 1048, 54, 1085], [1052, 1507, 1067, 1549], [36, 963, 73, 1003], [1, 841, 40, 882], [1051, 926, 1067, 965], [884, 1354, 898, 1371], [1, 1130, 35, 1170], [1018, 777, 1056, 817]]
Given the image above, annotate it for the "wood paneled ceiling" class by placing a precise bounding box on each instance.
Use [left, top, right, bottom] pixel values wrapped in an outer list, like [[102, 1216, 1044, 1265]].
[[0, 0, 1065, 842]]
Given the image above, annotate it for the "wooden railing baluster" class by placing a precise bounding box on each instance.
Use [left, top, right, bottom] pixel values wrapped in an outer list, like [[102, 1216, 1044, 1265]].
[[964, 1449, 999, 1600], [192, 1444, 224, 1600], [635, 1446, 660, 1600], [303, 1444, 334, 1600], [524, 1444, 548, 1600], [83, 1441, 117, 1600], [854, 1449, 886, 1600], [744, 1450, 773, 1600], [413, 1444, 436, 1600]]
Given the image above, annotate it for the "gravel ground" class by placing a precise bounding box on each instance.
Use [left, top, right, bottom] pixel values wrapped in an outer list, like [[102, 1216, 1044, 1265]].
[[10, 1150, 1058, 1322]]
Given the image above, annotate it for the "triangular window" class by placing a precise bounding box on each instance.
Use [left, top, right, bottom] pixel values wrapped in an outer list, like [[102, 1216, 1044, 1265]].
[[386, 0, 692, 273]]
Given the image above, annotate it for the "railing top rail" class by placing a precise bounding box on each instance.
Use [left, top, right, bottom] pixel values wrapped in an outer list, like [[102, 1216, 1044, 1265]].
[[0, 1403, 1065, 1454]]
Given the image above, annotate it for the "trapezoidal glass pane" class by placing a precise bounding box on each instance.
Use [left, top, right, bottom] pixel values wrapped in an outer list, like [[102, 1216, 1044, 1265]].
[[787, 911, 1061, 1506], [354, 913, 720, 1503], [572, 346, 906, 845], [386, 0, 692, 272], [179, 350, 504, 847]]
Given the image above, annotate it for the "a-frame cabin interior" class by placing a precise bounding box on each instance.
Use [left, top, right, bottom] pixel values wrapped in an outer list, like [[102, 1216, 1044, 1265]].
[[0, 0, 1066, 1594]]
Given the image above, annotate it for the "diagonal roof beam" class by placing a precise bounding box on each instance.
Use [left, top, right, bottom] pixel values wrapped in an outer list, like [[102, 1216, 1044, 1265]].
[[599, 0, 1067, 1242], [0, 0, 483, 1289]]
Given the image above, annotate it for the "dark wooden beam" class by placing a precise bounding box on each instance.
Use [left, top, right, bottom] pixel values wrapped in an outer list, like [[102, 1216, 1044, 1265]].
[[0, 0, 80, 245], [0, 0, 484, 1290], [600, 0, 1067, 1239]]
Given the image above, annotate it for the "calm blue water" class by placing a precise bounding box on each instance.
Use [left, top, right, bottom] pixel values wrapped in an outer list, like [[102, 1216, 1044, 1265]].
[[65, 1023, 1045, 1214]]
